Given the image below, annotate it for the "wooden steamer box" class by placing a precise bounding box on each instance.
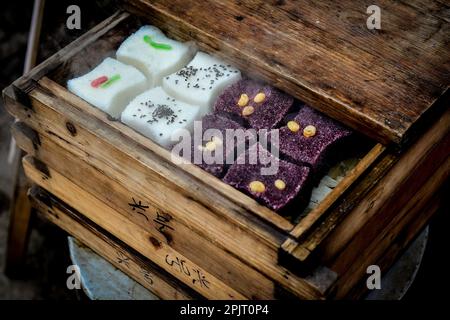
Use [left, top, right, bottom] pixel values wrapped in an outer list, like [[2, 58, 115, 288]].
[[3, 1, 449, 299]]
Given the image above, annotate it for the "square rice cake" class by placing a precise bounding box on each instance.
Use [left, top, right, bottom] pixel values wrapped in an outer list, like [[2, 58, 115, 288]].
[[67, 57, 147, 118], [271, 105, 353, 173], [121, 87, 203, 149], [117, 25, 195, 87], [214, 79, 294, 129], [223, 143, 310, 212], [162, 52, 241, 113], [189, 113, 255, 178]]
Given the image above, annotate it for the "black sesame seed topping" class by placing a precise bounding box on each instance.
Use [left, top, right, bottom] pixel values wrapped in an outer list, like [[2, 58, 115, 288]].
[[146, 104, 178, 125]]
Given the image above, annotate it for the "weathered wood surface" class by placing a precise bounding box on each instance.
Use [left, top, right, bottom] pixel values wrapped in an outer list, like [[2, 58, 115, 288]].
[[4, 76, 354, 276], [3, 5, 449, 299], [281, 108, 450, 267], [4, 167, 33, 276], [21, 128, 447, 299], [4, 8, 442, 270], [125, 0, 450, 145], [23, 155, 246, 300], [320, 108, 450, 264], [2, 76, 421, 278], [11, 113, 337, 299], [28, 186, 200, 300], [12, 124, 311, 299]]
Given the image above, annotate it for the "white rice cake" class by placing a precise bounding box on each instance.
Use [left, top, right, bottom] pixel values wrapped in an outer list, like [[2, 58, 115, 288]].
[[162, 52, 241, 113], [116, 25, 195, 87], [121, 87, 202, 149], [67, 57, 147, 118]]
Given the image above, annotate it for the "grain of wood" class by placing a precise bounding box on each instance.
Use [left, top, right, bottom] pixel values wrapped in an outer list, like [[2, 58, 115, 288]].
[[3, 4, 448, 299], [10, 115, 332, 299], [320, 109, 450, 262], [22, 155, 246, 300], [13, 124, 288, 300], [331, 157, 449, 298], [29, 186, 199, 300], [124, 0, 450, 145]]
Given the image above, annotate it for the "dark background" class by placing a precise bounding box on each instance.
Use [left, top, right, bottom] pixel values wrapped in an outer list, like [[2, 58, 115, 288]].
[[0, 0, 448, 300]]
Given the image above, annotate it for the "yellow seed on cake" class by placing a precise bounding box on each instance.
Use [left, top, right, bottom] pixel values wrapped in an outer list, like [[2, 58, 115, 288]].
[[212, 136, 223, 145], [303, 125, 317, 137], [287, 120, 300, 133], [274, 179, 286, 190], [242, 106, 255, 116], [249, 180, 265, 193], [205, 141, 216, 151], [237, 93, 249, 107], [254, 92, 266, 103]]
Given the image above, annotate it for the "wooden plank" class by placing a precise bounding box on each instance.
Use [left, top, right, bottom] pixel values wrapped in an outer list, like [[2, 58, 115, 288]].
[[3, 82, 340, 296], [4, 0, 45, 275], [331, 156, 449, 298], [283, 108, 450, 267], [39, 78, 294, 233], [4, 168, 33, 276], [320, 109, 450, 263], [22, 155, 247, 300], [286, 143, 385, 240], [2, 85, 285, 270], [12, 124, 301, 300], [11, 11, 130, 94], [28, 186, 200, 300], [34, 78, 387, 272], [280, 147, 397, 268], [344, 187, 444, 299], [124, 0, 450, 145], [3, 80, 380, 289], [12, 119, 337, 299]]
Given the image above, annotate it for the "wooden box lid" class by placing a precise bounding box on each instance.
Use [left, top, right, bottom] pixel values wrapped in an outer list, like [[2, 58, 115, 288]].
[[125, 0, 449, 145]]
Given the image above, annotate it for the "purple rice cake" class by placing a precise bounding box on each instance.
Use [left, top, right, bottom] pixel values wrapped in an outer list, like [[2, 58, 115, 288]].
[[271, 105, 353, 174], [214, 79, 294, 130], [188, 113, 255, 178], [223, 143, 310, 212]]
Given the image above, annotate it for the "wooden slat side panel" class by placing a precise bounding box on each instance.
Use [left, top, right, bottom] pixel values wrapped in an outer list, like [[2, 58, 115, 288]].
[[38, 78, 294, 232], [22, 155, 247, 300], [332, 157, 449, 299], [125, 0, 450, 144], [29, 186, 200, 300], [320, 109, 450, 264], [13, 125, 288, 300], [12, 118, 335, 299], [289, 143, 386, 240], [344, 188, 444, 299]]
